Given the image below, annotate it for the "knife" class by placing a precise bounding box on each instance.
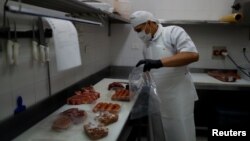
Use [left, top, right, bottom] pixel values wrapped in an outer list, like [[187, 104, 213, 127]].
[[13, 22, 19, 65], [32, 22, 38, 61], [6, 19, 14, 65], [37, 17, 52, 97], [38, 18, 49, 63]]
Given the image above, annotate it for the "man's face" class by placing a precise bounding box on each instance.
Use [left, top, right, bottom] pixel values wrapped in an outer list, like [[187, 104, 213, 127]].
[[134, 22, 148, 33], [134, 21, 156, 36]]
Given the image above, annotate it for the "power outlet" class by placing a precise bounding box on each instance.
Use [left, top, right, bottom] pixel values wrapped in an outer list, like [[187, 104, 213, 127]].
[[212, 46, 227, 60]]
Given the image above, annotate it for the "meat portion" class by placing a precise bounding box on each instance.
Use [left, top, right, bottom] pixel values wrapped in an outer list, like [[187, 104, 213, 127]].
[[111, 89, 131, 101], [82, 85, 96, 93], [67, 94, 99, 105], [108, 82, 125, 90], [84, 122, 108, 140], [61, 108, 87, 124], [96, 112, 119, 126], [67, 86, 100, 105], [207, 70, 240, 82], [52, 116, 72, 131], [93, 102, 121, 114]]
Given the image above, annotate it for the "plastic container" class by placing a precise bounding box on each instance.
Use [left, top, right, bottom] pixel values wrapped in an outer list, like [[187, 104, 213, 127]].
[[114, 0, 132, 19], [85, 2, 114, 13]]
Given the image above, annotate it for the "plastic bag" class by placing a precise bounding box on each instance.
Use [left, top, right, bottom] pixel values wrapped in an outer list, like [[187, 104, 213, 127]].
[[129, 67, 161, 119], [128, 67, 144, 96]]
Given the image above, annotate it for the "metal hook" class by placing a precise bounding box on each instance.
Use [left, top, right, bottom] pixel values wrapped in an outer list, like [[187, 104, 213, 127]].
[[97, 14, 105, 26]]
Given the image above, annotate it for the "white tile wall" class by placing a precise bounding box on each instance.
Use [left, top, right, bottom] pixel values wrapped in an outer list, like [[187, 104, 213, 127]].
[[0, 91, 13, 121], [111, 24, 250, 69], [110, 24, 143, 66], [129, 0, 235, 20], [34, 80, 49, 103], [0, 44, 12, 94], [10, 57, 35, 90], [12, 83, 36, 108], [0, 0, 248, 123], [110, 0, 250, 69], [183, 25, 250, 69], [0, 7, 111, 121]]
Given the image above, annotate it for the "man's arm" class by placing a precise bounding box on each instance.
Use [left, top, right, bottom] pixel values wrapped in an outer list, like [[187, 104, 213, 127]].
[[161, 52, 199, 67]]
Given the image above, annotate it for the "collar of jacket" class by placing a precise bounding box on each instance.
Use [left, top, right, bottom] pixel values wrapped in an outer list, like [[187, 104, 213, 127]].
[[151, 24, 163, 41]]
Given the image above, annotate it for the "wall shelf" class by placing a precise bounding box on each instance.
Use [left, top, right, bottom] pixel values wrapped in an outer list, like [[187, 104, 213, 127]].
[[160, 20, 250, 27], [12, 0, 129, 24]]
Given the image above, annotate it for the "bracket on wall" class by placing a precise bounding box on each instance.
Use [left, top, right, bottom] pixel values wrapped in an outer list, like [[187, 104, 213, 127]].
[[249, 28, 250, 40], [108, 18, 111, 36], [0, 28, 52, 39]]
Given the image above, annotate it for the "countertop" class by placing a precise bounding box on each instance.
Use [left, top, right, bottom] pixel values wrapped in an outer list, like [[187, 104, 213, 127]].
[[190, 73, 250, 90], [13, 78, 137, 141], [11, 74, 250, 140]]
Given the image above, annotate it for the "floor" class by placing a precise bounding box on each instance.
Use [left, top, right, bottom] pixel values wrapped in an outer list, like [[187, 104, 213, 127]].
[[197, 136, 208, 141]]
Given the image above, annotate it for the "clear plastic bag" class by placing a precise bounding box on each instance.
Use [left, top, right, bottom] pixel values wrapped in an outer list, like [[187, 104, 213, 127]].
[[128, 67, 145, 96], [129, 67, 161, 119]]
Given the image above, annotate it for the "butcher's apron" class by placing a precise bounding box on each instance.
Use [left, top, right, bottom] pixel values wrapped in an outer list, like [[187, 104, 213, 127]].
[[143, 25, 198, 141]]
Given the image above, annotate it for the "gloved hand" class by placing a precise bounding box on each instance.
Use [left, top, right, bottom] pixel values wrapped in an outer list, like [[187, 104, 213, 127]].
[[136, 59, 163, 72]]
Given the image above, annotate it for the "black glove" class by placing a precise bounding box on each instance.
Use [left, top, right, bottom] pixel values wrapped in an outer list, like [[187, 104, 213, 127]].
[[136, 59, 163, 72]]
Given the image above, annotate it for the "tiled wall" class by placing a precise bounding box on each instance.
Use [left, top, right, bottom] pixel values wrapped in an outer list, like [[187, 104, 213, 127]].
[[110, 24, 250, 69], [103, 0, 234, 20], [1, 0, 249, 122], [0, 1, 111, 121], [110, 0, 250, 69], [131, 0, 235, 21]]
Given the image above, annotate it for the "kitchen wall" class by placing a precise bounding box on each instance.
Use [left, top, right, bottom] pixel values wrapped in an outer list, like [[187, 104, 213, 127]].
[[110, 0, 250, 69], [1, 0, 250, 122], [0, 1, 111, 121]]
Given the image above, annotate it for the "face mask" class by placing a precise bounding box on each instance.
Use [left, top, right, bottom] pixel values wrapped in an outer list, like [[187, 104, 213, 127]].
[[138, 23, 152, 42]]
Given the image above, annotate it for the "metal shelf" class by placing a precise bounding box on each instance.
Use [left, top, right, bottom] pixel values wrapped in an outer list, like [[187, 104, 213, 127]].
[[13, 0, 129, 24], [6, 2, 102, 25], [160, 20, 250, 27]]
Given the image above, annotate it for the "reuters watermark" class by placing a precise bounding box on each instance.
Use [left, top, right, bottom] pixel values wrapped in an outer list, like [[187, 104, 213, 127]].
[[212, 129, 247, 137]]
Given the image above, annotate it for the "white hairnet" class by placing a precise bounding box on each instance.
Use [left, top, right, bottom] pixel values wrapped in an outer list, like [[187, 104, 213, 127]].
[[130, 11, 158, 27]]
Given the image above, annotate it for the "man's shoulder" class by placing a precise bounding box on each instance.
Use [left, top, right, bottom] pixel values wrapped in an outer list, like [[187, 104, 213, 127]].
[[164, 25, 184, 31], [163, 25, 185, 36]]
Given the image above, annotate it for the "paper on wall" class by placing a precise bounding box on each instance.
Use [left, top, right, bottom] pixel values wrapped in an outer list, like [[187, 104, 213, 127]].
[[44, 18, 81, 71]]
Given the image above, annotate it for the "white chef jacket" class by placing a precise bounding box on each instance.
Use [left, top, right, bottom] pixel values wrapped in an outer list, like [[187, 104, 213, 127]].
[[143, 24, 198, 141]]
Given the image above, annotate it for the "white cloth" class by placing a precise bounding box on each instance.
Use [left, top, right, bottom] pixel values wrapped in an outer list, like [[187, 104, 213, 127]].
[[143, 24, 198, 141], [130, 11, 159, 27]]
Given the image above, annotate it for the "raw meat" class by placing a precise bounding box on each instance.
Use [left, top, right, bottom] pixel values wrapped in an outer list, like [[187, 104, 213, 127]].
[[52, 116, 72, 131], [111, 89, 131, 101], [93, 102, 121, 114], [108, 82, 125, 90], [84, 122, 108, 140]]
